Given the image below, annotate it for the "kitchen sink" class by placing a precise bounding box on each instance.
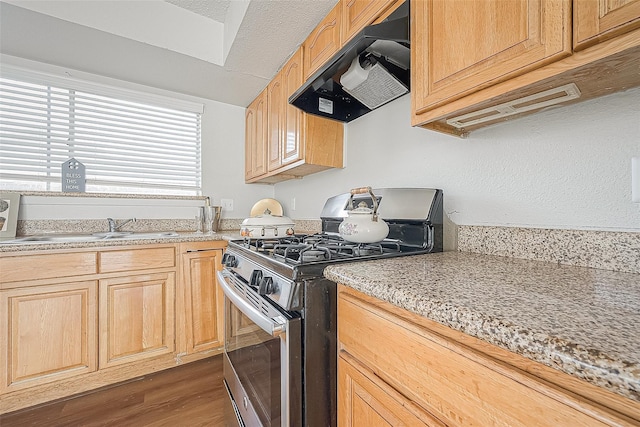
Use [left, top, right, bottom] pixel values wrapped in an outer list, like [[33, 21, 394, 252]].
[[115, 232, 180, 239], [1, 231, 181, 244]]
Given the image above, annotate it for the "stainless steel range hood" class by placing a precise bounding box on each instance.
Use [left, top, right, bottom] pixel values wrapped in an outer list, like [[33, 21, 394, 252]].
[[289, 1, 409, 123]]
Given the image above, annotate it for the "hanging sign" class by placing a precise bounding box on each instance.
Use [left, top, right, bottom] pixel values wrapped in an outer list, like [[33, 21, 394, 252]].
[[61, 158, 86, 192]]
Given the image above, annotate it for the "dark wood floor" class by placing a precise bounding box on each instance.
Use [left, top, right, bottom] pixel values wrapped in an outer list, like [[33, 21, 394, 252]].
[[1, 355, 225, 427]]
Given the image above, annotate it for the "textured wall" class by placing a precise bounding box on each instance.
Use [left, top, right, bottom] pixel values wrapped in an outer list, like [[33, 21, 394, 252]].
[[274, 88, 640, 232]]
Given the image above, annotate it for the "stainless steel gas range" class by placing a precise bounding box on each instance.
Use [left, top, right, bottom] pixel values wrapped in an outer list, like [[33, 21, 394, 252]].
[[218, 188, 443, 427]]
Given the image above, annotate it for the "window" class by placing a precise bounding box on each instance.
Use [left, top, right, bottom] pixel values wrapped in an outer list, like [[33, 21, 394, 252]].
[[0, 69, 203, 195]]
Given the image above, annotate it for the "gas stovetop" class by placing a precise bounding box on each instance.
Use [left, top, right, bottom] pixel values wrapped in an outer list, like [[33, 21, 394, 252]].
[[236, 233, 417, 266]]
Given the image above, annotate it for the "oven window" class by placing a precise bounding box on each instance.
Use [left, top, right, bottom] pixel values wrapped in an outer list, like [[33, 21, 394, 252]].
[[226, 299, 281, 426]]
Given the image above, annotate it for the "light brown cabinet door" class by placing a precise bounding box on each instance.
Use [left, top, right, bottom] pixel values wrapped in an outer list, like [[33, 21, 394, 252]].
[[0, 281, 97, 393], [267, 75, 284, 172], [303, 2, 342, 80], [574, 0, 640, 50], [339, 354, 443, 427], [412, 0, 571, 114], [338, 287, 622, 427], [99, 272, 175, 368], [342, 0, 397, 42], [182, 249, 223, 354], [245, 89, 268, 181], [282, 49, 304, 166]]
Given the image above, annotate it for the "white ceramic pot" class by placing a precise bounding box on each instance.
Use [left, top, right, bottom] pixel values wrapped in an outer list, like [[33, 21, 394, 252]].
[[240, 209, 295, 238], [338, 187, 389, 243]]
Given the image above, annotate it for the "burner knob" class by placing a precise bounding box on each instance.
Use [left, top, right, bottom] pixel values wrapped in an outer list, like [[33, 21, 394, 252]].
[[258, 277, 275, 295], [223, 253, 238, 268], [250, 270, 263, 287]]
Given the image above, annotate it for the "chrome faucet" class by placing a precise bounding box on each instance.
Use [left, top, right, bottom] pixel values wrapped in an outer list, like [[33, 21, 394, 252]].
[[107, 217, 136, 232]]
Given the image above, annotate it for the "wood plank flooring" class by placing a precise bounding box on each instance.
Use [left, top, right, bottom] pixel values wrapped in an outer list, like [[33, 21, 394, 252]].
[[0, 355, 225, 427]]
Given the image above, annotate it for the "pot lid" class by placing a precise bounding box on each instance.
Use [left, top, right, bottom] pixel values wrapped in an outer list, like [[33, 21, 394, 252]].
[[250, 198, 283, 217]]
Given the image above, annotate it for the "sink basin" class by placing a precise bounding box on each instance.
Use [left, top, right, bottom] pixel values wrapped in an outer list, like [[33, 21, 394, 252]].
[[117, 232, 180, 239], [4, 234, 107, 243], [1, 231, 181, 244], [92, 231, 133, 238]]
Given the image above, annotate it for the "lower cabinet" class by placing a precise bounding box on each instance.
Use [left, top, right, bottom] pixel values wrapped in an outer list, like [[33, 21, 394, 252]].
[[180, 243, 225, 354], [337, 285, 640, 427], [0, 281, 97, 394], [339, 352, 443, 427], [99, 272, 175, 368], [0, 241, 226, 414]]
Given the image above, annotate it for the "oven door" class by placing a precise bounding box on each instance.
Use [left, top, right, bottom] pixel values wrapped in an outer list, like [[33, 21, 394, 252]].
[[217, 270, 301, 427]]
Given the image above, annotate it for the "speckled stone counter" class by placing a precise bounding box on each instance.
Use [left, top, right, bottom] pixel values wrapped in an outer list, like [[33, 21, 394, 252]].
[[0, 232, 241, 252], [324, 251, 640, 402]]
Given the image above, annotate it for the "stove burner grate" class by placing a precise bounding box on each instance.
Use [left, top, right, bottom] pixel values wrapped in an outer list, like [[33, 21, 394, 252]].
[[248, 233, 407, 265]]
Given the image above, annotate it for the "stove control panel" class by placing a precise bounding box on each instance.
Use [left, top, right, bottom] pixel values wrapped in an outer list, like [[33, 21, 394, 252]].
[[223, 249, 298, 311]]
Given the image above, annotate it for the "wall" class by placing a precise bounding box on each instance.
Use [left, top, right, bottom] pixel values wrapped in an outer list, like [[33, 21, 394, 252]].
[[274, 88, 640, 232], [1, 55, 274, 221]]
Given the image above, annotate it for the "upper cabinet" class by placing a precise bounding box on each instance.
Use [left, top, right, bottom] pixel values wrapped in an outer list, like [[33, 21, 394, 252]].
[[412, 0, 640, 136], [303, 0, 401, 79], [304, 2, 342, 80], [267, 73, 285, 172], [245, 90, 267, 181], [574, 0, 640, 50], [246, 49, 344, 184], [342, 0, 400, 42], [412, 0, 571, 115], [281, 51, 304, 166]]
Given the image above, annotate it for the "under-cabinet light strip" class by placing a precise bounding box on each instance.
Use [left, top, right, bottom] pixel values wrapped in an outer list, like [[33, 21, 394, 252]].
[[446, 83, 582, 129]]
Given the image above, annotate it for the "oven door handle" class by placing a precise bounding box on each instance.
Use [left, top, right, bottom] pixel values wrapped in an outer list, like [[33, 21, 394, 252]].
[[217, 271, 286, 337]]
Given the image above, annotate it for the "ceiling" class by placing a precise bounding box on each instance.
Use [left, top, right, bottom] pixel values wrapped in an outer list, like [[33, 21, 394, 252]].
[[0, 0, 338, 107]]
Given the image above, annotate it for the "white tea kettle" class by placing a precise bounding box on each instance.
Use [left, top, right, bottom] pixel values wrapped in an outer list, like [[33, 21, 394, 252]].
[[338, 187, 389, 243]]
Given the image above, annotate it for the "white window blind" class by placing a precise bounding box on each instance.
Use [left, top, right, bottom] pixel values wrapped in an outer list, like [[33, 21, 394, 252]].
[[0, 74, 202, 195]]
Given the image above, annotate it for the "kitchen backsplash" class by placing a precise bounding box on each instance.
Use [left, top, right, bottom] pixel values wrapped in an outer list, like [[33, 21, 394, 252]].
[[458, 225, 640, 274]]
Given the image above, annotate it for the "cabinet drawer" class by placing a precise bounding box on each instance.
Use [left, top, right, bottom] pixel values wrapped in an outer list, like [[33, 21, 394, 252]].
[[338, 291, 614, 427], [339, 352, 444, 426], [0, 252, 98, 285], [99, 247, 176, 273]]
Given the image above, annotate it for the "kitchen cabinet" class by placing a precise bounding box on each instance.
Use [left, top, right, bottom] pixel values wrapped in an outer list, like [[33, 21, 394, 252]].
[[412, 0, 571, 119], [179, 242, 225, 355], [303, 2, 342, 80], [99, 272, 175, 368], [246, 49, 344, 184], [338, 285, 639, 427], [0, 281, 97, 394], [0, 241, 226, 414], [339, 353, 443, 427], [281, 49, 304, 166], [411, 0, 640, 136], [267, 71, 285, 172], [341, 0, 399, 42], [245, 89, 268, 181], [574, 0, 640, 50]]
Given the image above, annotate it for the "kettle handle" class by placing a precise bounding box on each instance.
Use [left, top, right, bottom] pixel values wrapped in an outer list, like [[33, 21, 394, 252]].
[[350, 187, 371, 195], [347, 186, 380, 221]]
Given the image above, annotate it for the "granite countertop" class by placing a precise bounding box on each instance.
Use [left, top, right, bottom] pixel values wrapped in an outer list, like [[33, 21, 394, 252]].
[[324, 251, 640, 402], [0, 231, 241, 252]]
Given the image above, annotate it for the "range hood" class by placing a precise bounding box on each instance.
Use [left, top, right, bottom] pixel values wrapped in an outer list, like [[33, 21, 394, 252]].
[[289, 1, 410, 123]]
